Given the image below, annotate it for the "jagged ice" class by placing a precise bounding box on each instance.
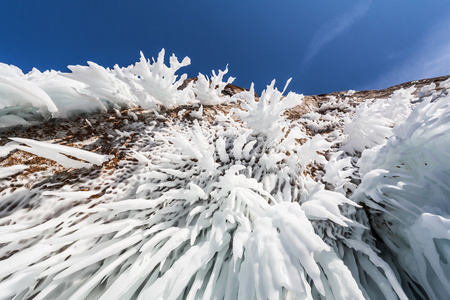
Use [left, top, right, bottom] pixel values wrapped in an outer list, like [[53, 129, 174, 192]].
[[0, 50, 449, 299]]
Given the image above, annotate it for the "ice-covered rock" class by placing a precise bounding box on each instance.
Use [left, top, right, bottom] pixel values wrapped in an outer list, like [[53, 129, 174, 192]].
[[0, 50, 449, 300]]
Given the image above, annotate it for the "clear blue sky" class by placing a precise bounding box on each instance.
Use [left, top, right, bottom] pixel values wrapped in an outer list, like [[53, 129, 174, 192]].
[[1, 0, 450, 95]]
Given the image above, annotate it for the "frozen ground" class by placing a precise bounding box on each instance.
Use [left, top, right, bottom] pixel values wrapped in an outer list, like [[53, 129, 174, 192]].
[[0, 50, 449, 299]]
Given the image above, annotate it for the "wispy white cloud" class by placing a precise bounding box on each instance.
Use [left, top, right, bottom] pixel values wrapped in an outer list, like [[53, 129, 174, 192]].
[[301, 0, 372, 70], [369, 14, 450, 90]]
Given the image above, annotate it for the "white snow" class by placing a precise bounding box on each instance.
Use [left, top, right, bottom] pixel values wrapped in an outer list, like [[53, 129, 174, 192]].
[[0, 165, 27, 179], [0, 49, 235, 130], [0, 50, 449, 300], [354, 94, 450, 300], [193, 66, 235, 105], [3, 137, 112, 169]]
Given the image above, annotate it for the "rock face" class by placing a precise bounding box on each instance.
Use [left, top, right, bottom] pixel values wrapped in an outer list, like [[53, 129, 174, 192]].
[[0, 73, 449, 300], [2, 74, 448, 199]]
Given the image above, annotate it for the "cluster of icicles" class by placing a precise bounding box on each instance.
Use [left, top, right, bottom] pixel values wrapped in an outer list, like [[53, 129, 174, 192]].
[[0, 50, 449, 299]]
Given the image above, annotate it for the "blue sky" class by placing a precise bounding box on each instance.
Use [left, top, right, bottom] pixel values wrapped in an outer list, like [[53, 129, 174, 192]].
[[1, 0, 450, 95]]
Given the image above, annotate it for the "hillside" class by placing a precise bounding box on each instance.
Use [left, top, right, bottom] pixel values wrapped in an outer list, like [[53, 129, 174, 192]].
[[0, 51, 449, 299]]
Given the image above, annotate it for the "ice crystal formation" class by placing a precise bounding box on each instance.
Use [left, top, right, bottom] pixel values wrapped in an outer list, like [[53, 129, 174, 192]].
[[0, 50, 449, 299]]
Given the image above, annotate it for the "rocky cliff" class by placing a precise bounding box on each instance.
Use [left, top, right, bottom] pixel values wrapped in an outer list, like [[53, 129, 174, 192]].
[[0, 52, 449, 299]]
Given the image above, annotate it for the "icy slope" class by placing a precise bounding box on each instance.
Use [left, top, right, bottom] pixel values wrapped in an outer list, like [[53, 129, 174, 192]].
[[0, 50, 449, 299]]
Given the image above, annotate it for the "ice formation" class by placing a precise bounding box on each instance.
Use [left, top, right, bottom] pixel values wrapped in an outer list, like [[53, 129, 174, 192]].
[[0, 50, 449, 299]]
